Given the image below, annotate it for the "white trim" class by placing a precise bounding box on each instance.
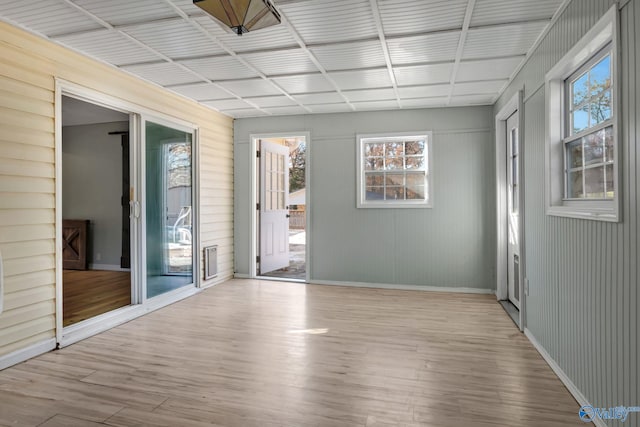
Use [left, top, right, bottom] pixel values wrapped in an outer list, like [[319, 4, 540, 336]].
[[356, 131, 433, 209], [311, 279, 495, 295], [544, 5, 620, 222], [0, 249, 4, 315], [55, 83, 63, 345], [88, 264, 131, 272], [249, 131, 311, 282], [524, 328, 607, 427], [0, 338, 57, 371]]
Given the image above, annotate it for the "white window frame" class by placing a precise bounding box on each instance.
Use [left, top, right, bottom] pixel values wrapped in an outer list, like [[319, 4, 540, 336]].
[[356, 131, 433, 209], [545, 5, 620, 222]]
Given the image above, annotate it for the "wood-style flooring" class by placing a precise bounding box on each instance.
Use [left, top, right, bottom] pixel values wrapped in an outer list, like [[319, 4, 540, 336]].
[[1, 279, 583, 426], [63, 270, 131, 327]]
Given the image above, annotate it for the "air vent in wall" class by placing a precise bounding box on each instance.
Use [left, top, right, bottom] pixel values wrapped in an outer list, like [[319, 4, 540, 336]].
[[204, 245, 218, 280]]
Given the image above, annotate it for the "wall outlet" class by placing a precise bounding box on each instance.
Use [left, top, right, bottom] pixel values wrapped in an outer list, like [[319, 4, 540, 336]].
[[524, 277, 530, 296], [95, 253, 101, 261]]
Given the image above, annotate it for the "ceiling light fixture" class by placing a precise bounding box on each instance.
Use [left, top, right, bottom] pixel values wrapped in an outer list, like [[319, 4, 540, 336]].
[[193, 0, 281, 36]]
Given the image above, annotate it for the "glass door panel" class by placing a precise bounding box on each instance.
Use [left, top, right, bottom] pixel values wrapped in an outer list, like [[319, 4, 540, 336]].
[[145, 121, 194, 298]]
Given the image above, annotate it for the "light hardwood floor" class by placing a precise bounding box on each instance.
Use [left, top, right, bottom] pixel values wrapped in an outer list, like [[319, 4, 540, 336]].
[[63, 270, 131, 327], [1, 279, 583, 426]]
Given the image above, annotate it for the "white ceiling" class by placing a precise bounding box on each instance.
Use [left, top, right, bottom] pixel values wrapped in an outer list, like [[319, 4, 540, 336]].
[[0, 0, 566, 118]]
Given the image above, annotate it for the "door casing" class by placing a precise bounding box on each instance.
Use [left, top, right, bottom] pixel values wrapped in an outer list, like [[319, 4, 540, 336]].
[[495, 90, 526, 331]]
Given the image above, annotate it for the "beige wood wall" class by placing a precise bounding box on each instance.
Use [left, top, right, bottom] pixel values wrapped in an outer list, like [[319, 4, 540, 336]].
[[0, 22, 234, 358]]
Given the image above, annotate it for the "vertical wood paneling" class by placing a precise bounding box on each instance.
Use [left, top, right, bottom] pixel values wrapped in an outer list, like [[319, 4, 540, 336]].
[[497, 1, 639, 425], [233, 107, 495, 290], [0, 22, 234, 359]]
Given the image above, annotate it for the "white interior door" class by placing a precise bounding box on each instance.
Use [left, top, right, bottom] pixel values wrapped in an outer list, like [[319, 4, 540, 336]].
[[259, 140, 290, 274], [507, 111, 520, 308]]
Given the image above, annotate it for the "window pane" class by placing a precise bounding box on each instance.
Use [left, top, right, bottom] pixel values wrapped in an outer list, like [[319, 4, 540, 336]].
[[605, 125, 614, 162], [405, 140, 424, 155], [572, 105, 589, 134], [590, 90, 611, 125], [365, 186, 384, 200], [589, 54, 611, 97], [386, 173, 404, 186], [278, 192, 284, 210], [366, 173, 384, 186], [385, 187, 404, 200], [605, 164, 615, 198], [568, 170, 583, 198], [406, 172, 425, 187], [583, 130, 605, 165], [385, 157, 404, 170], [365, 143, 384, 157], [406, 157, 425, 170], [572, 72, 588, 107], [385, 142, 403, 157], [365, 158, 384, 170], [585, 166, 606, 198], [406, 185, 425, 200], [566, 140, 583, 168]]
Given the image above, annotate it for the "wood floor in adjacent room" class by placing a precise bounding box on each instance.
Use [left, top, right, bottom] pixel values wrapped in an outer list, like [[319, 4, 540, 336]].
[[63, 270, 131, 327], [0, 279, 583, 427]]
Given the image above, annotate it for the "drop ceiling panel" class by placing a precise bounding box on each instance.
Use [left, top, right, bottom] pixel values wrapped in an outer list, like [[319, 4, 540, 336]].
[[343, 88, 396, 103], [450, 94, 496, 105], [124, 20, 226, 59], [55, 29, 163, 66], [244, 96, 299, 108], [121, 62, 202, 86], [0, 2, 102, 37], [330, 69, 392, 91], [271, 74, 334, 94], [180, 56, 259, 81], [394, 63, 453, 86], [217, 79, 283, 97], [471, 0, 562, 27], [72, 0, 179, 26], [353, 100, 400, 111], [215, 24, 299, 53], [456, 57, 523, 82], [453, 80, 507, 96], [262, 106, 309, 116], [280, 0, 377, 44], [292, 92, 345, 105], [463, 21, 548, 59], [202, 98, 252, 110], [398, 84, 451, 99], [401, 97, 449, 108], [310, 40, 387, 71], [308, 103, 352, 114], [241, 48, 319, 76], [168, 83, 233, 101], [378, 0, 468, 36], [387, 32, 460, 65]]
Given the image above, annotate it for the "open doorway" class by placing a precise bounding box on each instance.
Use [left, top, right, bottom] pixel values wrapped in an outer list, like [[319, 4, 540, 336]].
[[61, 96, 132, 326], [255, 135, 308, 281]]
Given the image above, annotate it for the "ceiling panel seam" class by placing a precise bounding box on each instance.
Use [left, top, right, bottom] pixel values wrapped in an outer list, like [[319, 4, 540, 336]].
[[368, 0, 401, 108], [446, 0, 477, 105]]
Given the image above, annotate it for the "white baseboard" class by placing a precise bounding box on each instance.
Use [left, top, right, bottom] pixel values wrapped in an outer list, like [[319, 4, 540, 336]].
[[0, 338, 56, 370], [233, 273, 251, 279], [201, 273, 233, 289], [524, 328, 605, 427], [89, 264, 130, 272], [310, 279, 495, 294]]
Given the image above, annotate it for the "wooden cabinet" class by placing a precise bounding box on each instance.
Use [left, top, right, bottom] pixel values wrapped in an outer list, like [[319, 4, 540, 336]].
[[63, 219, 89, 270]]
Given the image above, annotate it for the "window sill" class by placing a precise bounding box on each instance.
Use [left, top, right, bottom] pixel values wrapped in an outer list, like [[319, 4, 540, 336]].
[[546, 205, 619, 222], [358, 202, 433, 209]]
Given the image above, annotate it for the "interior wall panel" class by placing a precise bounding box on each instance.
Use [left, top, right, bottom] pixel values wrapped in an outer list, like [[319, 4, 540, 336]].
[[0, 21, 234, 360], [496, 1, 638, 425], [234, 107, 495, 291]]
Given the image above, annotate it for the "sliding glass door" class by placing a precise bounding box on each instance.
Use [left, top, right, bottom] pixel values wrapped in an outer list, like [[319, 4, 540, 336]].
[[144, 120, 194, 298]]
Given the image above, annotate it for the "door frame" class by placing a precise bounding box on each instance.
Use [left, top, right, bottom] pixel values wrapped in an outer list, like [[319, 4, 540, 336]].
[[249, 132, 311, 282], [55, 79, 201, 346], [495, 90, 526, 331]]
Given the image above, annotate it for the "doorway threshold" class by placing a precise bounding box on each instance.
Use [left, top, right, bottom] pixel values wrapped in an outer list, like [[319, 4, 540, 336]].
[[257, 276, 305, 284], [499, 300, 520, 328]]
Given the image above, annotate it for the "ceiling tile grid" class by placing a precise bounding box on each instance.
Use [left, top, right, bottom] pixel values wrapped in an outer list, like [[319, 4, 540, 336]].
[[0, 0, 567, 118]]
